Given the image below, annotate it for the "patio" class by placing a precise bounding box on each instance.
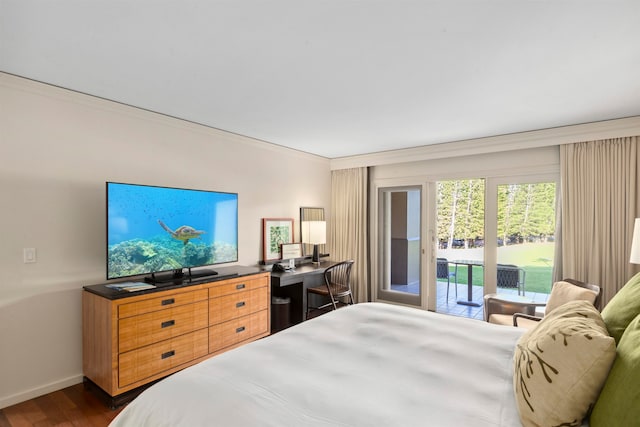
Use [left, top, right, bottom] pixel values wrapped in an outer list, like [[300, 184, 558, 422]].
[[390, 280, 550, 320]]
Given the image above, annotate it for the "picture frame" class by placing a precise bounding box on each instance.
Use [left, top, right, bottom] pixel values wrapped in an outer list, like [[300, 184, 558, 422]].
[[281, 242, 302, 260], [262, 218, 294, 261]]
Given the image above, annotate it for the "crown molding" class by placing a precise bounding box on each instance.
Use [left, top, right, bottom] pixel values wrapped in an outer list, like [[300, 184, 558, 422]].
[[330, 116, 640, 170], [1, 72, 329, 165]]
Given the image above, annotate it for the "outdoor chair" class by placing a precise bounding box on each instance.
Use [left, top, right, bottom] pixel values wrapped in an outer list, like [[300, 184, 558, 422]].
[[437, 258, 457, 300], [496, 264, 526, 295], [484, 278, 601, 329], [306, 260, 355, 319]]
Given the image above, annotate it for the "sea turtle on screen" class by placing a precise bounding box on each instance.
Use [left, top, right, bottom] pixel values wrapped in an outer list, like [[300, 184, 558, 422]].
[[158, 219, 205, 245]]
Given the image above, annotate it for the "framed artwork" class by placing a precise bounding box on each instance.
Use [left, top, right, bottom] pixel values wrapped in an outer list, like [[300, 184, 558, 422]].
[[281, 242, 302, 260], [262, 218, 294, 261]]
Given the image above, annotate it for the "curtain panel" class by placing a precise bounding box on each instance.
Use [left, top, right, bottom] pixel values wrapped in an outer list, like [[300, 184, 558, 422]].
[[559, 137, 640, 305], [329, 167, 369, 302]]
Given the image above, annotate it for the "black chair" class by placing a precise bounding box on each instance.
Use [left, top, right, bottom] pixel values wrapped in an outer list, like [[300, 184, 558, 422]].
[[306, 260, 355, 319], [437, 258, 457, 300], [496, 264, 526, 296]]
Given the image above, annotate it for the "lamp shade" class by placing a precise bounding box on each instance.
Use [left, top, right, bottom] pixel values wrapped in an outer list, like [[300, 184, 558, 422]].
[[301, 220, 326, 245], [631, 218, 640, 264]]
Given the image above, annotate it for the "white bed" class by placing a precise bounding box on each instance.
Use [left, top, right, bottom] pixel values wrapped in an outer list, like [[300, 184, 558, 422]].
[[110, 302, 526, 427]]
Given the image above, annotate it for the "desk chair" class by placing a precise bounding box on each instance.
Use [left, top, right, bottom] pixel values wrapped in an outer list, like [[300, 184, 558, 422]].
[[306, 260, 354, 319], [436, 258, 457, 300]]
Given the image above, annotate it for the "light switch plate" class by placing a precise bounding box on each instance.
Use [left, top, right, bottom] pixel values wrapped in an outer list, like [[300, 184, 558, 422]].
[[23, 248, 37, 263]]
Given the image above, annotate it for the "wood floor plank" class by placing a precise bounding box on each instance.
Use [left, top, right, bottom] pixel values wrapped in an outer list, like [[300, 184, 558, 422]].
[[3, 400, 46, 426], [33, 394, 68, 426], [47, 390, 76, 412], [44, 388, 86, 427], [0, 384, 124, 427], [55, 387, 101, 427], [0, 412, 12, 427]]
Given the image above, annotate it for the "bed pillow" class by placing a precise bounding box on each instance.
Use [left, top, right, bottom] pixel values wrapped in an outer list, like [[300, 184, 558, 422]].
[[513, 300, 616, 427], [590, 313, 640, 426], [601, 272, 640, 344], [544, 280, 598, 314]]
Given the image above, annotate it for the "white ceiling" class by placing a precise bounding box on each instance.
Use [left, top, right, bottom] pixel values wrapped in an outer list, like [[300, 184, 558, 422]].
[[2, 1, 640, 159]]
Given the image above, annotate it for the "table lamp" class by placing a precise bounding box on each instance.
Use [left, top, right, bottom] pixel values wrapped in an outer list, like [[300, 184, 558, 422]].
[[630, 218, 640, 264], [301, 220, 326, 264]]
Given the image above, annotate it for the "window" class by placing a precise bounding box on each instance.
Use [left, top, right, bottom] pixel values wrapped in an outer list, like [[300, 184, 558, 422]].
[[370, 146, 560, 317], [496, 181, 556, 298]]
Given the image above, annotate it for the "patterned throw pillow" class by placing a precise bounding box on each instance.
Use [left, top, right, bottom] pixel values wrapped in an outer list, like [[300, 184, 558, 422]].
[[513, 300, 616, 427]]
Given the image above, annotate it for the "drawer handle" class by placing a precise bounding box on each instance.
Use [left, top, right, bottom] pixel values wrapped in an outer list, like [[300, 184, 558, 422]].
[[161, 320, 175, 328], [236, 284, 245, 290], [236, 326, 246, 333], [161, 350, 175, 359], [236, 301, 246, 308], [161, 298, 175, 306]]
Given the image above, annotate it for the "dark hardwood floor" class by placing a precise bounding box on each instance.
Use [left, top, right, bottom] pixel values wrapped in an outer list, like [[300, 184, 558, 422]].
[[0, 383, 123, 427]]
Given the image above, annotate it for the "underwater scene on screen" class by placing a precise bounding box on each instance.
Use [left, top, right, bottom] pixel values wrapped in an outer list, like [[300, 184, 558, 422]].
[[107, 183, 238, 279]]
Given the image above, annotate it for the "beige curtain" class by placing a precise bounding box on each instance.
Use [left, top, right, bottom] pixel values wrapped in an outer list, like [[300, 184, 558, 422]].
[[329, 167, 369, 302], [559, 137, 640, 305]]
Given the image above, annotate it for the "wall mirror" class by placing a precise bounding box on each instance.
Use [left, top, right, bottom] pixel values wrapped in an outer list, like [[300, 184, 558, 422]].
[[300, 207, 326, 257]]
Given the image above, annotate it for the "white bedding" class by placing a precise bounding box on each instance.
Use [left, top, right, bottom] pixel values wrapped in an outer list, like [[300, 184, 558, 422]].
[[110, 302, 525, 427]]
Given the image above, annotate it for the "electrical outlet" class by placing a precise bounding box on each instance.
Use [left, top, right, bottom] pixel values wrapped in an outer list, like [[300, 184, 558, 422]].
[[23, 248, 37, 263]]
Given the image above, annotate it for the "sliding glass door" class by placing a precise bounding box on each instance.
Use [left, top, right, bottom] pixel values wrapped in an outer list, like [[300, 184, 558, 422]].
[[372, 172, 558, 318], [435, 179, 485, 316], [493, 180, 557, 300]]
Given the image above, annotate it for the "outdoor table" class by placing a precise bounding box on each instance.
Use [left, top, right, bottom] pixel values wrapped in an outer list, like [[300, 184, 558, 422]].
[[451, 259, 484, 307]]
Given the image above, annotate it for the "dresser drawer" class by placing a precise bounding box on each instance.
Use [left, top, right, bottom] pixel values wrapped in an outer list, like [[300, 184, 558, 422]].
[[119, 289, 208, 319], [209, 310, 268, 353], [119, 329, 209, 388], [209, 287, 268, 325], [208, 275, 268, 298], [119, 301, 209, 353]]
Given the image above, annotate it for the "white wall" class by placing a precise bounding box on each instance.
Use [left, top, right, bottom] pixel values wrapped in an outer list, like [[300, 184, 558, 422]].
[[0, 73, 331, 408]]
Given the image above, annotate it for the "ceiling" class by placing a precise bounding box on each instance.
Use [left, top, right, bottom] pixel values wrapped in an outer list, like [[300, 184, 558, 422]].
[[2, 1, 640, 159]]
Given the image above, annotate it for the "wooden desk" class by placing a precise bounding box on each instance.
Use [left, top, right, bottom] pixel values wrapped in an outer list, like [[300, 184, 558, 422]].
[[269, 260, 337, 328]]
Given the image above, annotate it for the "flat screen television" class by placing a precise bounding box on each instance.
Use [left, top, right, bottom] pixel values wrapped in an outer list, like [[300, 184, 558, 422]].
[[106, 182, 238, 282]]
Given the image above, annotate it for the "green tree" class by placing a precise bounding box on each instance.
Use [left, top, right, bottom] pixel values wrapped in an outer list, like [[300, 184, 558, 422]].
[[497, 182, 556, 243], [440, 180, 554, 245], [437, 179, 485, 247]]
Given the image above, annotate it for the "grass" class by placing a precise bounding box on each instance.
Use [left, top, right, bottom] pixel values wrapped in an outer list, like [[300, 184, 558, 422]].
[[444, 242, 555, 295]]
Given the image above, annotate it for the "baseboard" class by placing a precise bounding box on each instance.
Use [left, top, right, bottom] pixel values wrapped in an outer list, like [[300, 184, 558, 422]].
[[0, 374, 84, 409]]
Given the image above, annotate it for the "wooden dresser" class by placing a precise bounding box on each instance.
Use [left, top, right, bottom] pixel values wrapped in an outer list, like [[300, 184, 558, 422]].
[[82, 266, 270, 405]]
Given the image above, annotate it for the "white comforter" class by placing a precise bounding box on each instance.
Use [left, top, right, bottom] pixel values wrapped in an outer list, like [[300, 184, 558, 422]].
[[110, 302, 525, 427]]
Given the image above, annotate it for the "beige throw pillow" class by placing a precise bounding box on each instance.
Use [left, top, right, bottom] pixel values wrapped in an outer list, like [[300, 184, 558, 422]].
[[513, 300, 616, 427], [544, 280, 598, 314]]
